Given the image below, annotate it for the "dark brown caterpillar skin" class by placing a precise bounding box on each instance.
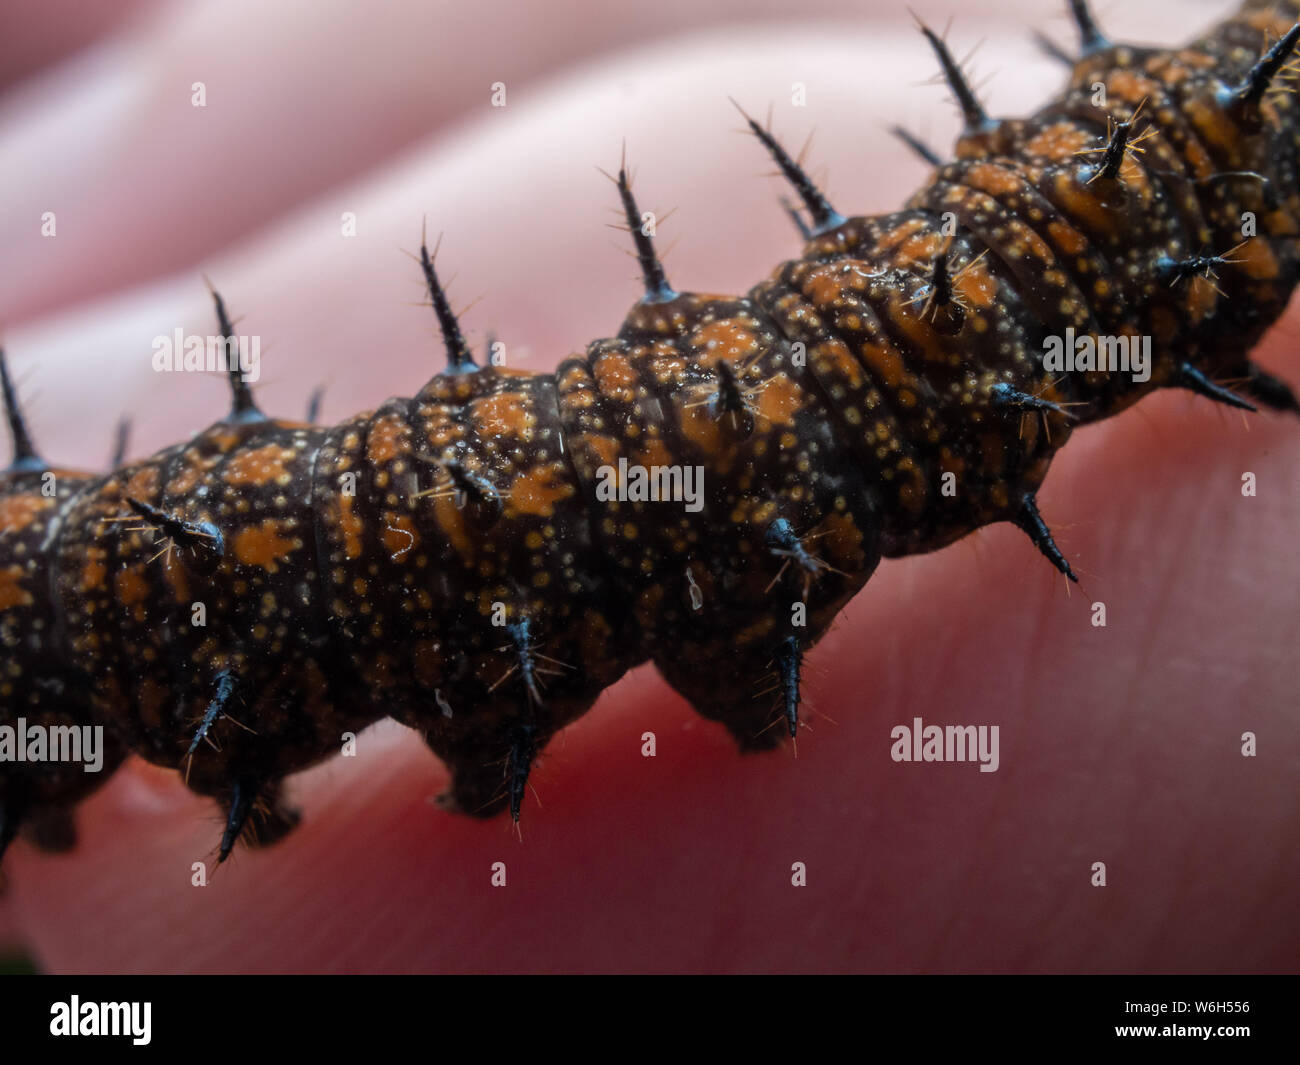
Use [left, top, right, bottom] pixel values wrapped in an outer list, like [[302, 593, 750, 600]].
[[0, 457, 127, 855], [2, 0, 1299, 864]]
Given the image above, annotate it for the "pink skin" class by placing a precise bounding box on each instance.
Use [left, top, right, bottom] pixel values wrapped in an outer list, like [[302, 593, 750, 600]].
[[1, 0, 1297, 973]]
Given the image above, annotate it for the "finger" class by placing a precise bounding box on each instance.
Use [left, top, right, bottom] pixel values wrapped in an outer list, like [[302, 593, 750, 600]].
[[6, 0, 1297, 972], [0, 0, 162, 90], [0, 0, 913, 324], [0, 0, 1215, 324]]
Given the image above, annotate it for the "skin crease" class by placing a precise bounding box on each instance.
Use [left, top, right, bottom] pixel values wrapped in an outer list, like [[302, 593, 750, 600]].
[[0, 0, 1297, 973]]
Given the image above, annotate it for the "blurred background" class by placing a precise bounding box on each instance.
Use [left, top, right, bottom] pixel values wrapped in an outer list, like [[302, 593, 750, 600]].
[[0, 1, 1226, 460]]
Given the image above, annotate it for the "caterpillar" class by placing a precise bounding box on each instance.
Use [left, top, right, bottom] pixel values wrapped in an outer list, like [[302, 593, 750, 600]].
[[2, 0, 1298, 870]]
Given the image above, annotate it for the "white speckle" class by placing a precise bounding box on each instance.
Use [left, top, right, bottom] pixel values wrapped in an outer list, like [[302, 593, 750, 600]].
[[386, 522, 414, 561]]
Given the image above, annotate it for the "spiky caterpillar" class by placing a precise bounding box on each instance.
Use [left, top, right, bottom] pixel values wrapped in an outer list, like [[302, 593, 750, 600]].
[[1, 0, 1298, 866]]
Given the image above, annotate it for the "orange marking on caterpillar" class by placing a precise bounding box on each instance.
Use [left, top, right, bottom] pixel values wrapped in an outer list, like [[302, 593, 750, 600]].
[[434, 493, 472, 557], [856, 340, 908, 388], [581, 432, 620, 468], [164, 551, 190, 604], [1184, 97, 1245, 154], [692, 320, 759, 359], [754, 374, 802, 426], [952, 258, 998, 309], [233, 519, 300, 572], [0, 565, 33, 610], [125, 466, 161, 501], [1048, 220, 1089, 256], [0, 494, 47, 532], [1025, 122, 1093, 160], [167, 466, 202, 495], [1234, 237, 1281, 280], [224, 443, 295, 487], [636, 436, 675, 469], [594, 352, 638, 396], [878, 218, 927, 251], [79, 549, 108, 594], [896, 232, 945, 268], [367, 415, 407, 466], [1051, 171, 1122, 234], [965, 162, 1021, 197], [114, 566, 150, 608], [807, 270, 849, 305], [508, 463, 574, 518], [679, 400, 724, 456], [334, 496, 363, 560], [813, 340, 866, 388], [473, 392, 531, 438]]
